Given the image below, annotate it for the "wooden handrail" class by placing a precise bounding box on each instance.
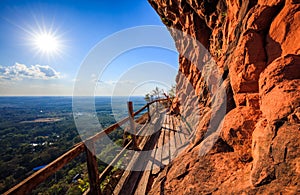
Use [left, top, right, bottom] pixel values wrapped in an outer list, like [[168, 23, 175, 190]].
[[4, 143, 85, 195], [4, 98, 168, 195]]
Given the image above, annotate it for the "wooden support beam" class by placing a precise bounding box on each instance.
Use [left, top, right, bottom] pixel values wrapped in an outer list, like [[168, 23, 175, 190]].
[[85, 140, 101, 195], [127, 101, 137, 149], [147, 103, 151, 122]]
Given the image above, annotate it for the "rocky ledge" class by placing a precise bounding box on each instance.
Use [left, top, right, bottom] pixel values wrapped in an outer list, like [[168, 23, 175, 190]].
[[148, 0, 300, 194]]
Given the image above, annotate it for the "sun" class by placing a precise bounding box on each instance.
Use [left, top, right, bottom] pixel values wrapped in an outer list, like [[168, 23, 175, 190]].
[[27, 25, 64, 57], [34, 32, 59, 54], [32, 30, 62, 56], [19, 19, 65, 58]]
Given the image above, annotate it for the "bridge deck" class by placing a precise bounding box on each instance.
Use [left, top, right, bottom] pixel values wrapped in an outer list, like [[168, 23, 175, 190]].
[[114, 107, 192, 195]]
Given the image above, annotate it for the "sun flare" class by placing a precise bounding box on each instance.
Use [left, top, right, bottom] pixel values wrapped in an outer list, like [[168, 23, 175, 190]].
[[34, 33, 59, 53], [29, 26, 64, 57]]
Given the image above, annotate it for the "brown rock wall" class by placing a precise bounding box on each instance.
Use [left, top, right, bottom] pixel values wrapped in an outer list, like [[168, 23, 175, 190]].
[[148, 0, 300, 193]]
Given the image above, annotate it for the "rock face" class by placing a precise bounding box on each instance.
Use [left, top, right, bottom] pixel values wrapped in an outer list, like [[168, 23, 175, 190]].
[[148, 0, 300, 194]]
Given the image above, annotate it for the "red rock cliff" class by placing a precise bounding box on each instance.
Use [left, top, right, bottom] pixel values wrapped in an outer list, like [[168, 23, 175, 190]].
[[148, 0, 300, 194]]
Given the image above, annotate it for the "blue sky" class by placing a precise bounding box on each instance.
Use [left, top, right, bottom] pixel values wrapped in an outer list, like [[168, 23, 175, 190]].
[[0, 0, 178, 96]]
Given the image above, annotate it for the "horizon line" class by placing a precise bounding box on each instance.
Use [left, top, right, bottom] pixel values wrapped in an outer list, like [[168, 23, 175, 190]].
[[0, 95, 146, 97]]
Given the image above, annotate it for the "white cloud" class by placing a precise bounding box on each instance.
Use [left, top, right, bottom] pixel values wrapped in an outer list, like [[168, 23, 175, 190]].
[[0, 63, 61, 80]]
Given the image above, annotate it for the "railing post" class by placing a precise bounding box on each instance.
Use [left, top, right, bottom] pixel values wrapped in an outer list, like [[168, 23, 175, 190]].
[[147, 103, 151, 122], [127, 101, 137, 149], [85, 140, 101, 195]]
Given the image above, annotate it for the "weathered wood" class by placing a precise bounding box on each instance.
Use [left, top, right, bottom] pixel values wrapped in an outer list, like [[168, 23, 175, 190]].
[[180, 116, 193, 135], [134, 170, 151, 195], [134, 131, 161, 195], [137, 115, 152, 137], [152, 116, 166, 175], [128, 101, 137, 150], [114, 111, 164, 195], [4, 142, 85, 195], [161, 114, 171, 165], [173, 116, 183, 148], [85, 140, 101, 195], [173, 115, 190, 158], [147, 104, 151, 122], [113, 151, 142, 194], [180, 117, 192, 140], [169, 116, 177, 160], [175, 116, 189, 155]]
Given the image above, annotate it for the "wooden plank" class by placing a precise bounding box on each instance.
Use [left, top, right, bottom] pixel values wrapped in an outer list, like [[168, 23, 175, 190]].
[[114, 133, 155, 194], [113, 153, 140, 195], [4, 142, 85, 195], [176, 116, 189, 155], [150, 139, 159, 170], [151, 115, 166, 175], [161, 114, 170, 165], [122, 151, 152, 194], [151, 135, 163, 174], [180, 116, 193, 136], [113, 126, 155, 194], [169, 115, 177, 161], [123, 124, 161, 195], [173, 116, 183, 147], [177, 117, 187, 143], [173, 115, 190, 158], [137, 130, 151, 150], [137, 115, 153, 137], [173, 116, 184, 147], [134, 169, 151, 195], [116, 112, 165, 194], [85, 140, 101, 195]]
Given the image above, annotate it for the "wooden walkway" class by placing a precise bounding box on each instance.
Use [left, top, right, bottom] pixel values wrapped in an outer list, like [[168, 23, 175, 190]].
[[113, 106, 192, 195]]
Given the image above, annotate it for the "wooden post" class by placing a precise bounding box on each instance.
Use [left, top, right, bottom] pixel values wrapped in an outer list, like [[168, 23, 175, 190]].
[[147, 103, 151, 122], [127, 101, 137, 149], [85, 140, 101, 195]]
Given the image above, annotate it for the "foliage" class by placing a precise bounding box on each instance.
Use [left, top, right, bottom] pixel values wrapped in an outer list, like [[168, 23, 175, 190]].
[[144, 93, 151, 103], [0, 97, 133, 194], [78, 178, 89, 193], [144, 85, 176, 101]]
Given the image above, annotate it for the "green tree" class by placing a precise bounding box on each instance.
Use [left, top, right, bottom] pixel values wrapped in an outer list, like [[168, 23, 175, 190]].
[[151, 86, 162, 100], [144, 93, 150, 102]]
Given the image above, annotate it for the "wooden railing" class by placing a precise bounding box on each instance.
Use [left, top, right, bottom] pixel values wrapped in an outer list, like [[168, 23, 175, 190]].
[[4, 98, 168, 195]]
